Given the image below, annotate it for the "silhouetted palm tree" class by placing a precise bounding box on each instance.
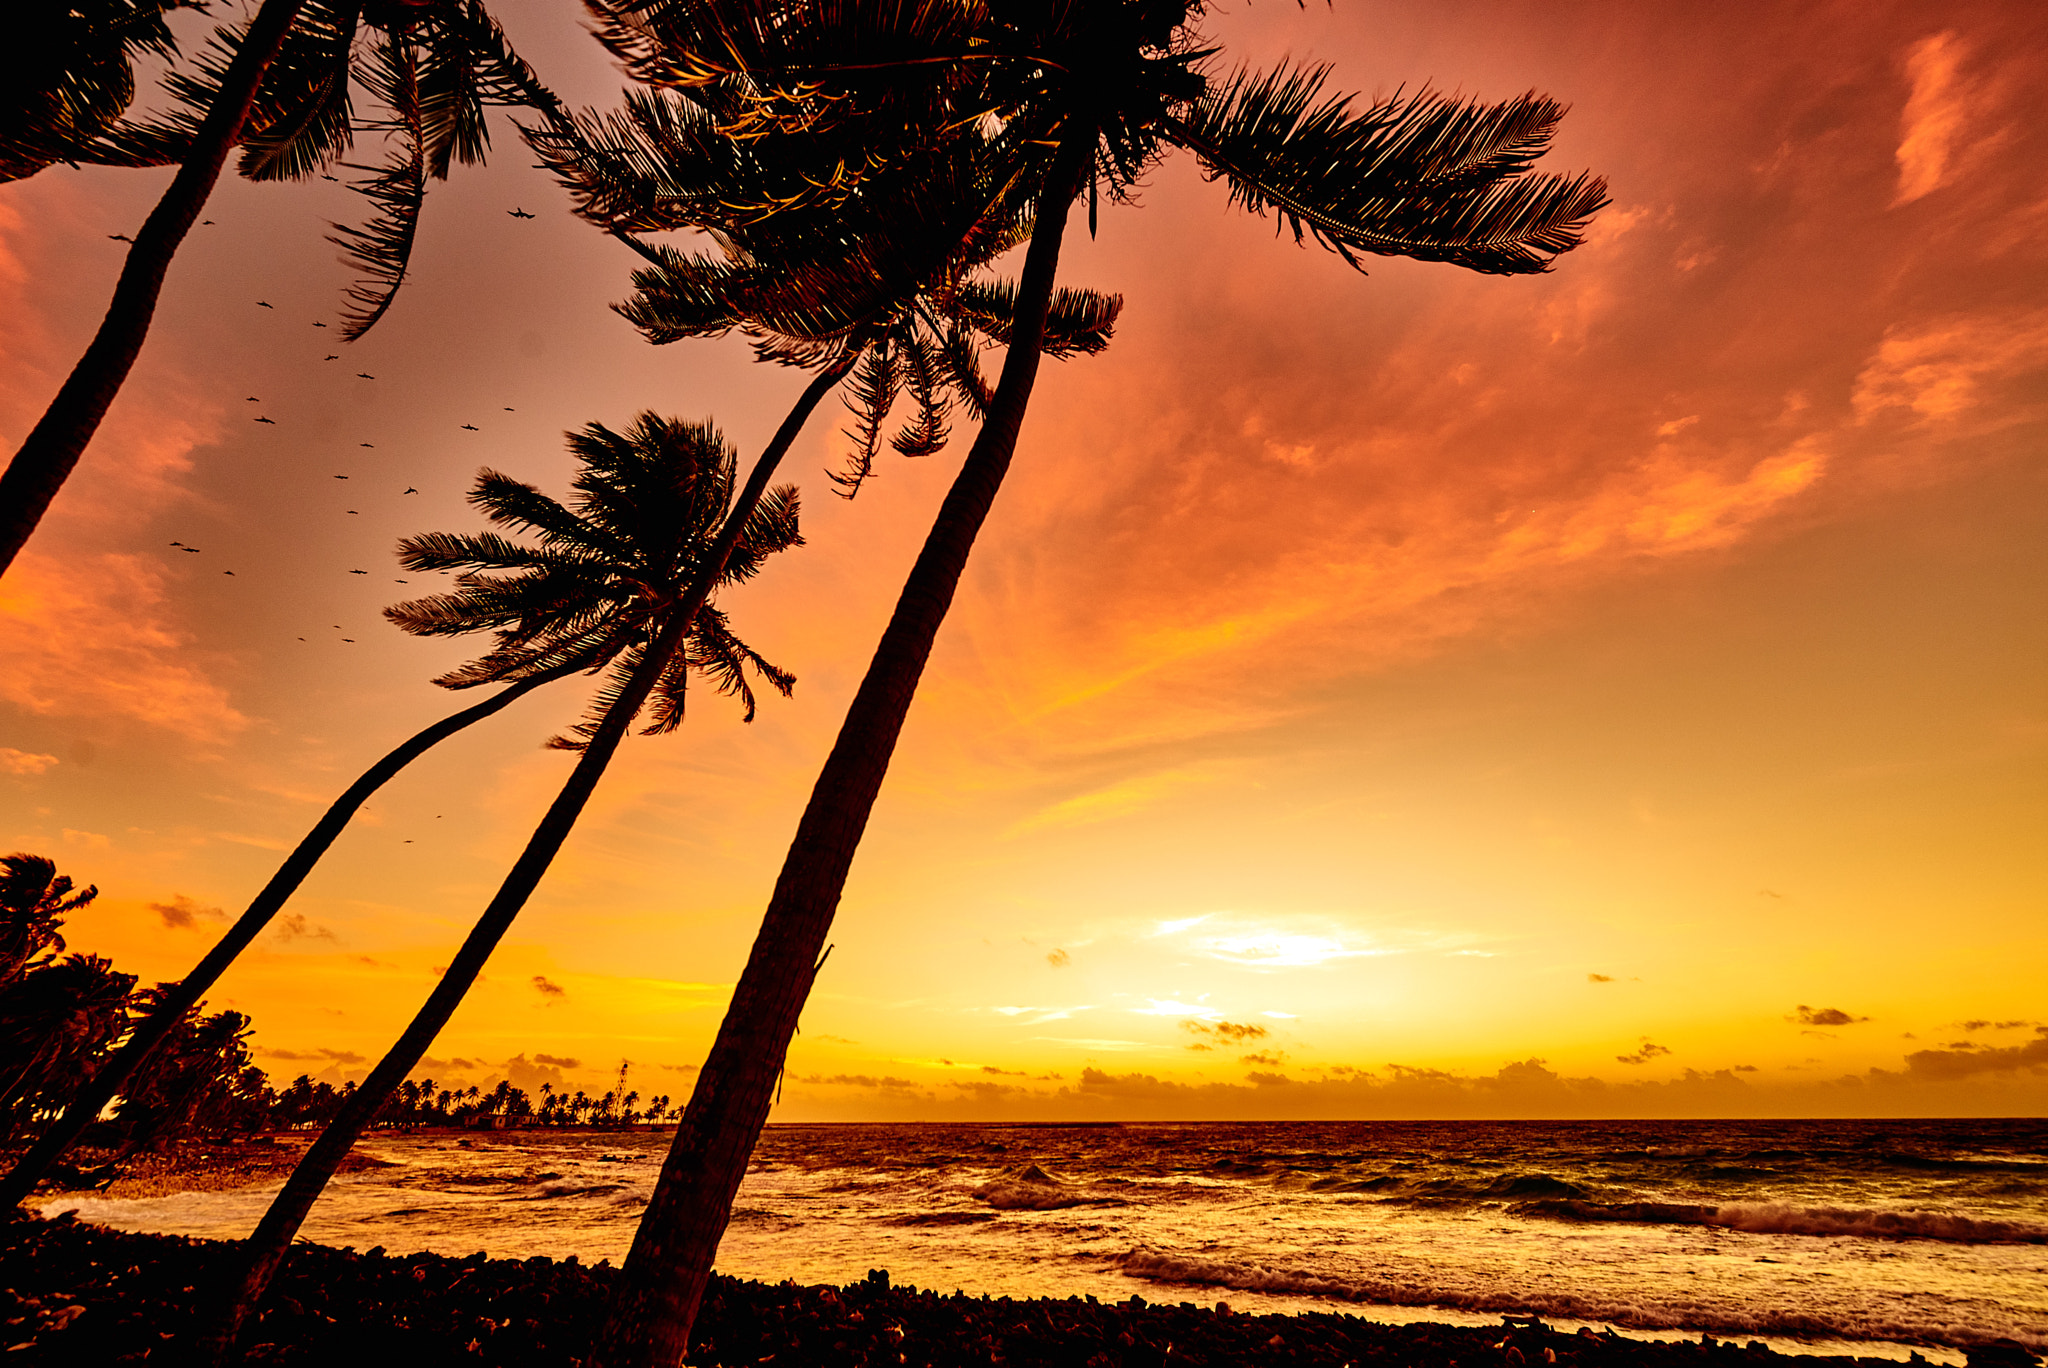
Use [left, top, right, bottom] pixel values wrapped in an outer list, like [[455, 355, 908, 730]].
[[0, 954, 136, 1145], [591, 4, 1609, 1362], [2, 0, 194, 182], [196, 412, 803, 1359], [0, 0, 565, 573], [0, 854, 97, 987]]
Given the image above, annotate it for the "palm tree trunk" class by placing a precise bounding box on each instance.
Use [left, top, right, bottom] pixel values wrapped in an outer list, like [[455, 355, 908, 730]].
[[0, 0, 307, 577], [0, 666, 573, 1211], [193, 612, 692, 1364], [588, 126, 1095, 1368]]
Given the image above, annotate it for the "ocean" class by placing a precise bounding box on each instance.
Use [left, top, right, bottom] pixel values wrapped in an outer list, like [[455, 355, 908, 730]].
[[40, 1118, 2048, 1361]]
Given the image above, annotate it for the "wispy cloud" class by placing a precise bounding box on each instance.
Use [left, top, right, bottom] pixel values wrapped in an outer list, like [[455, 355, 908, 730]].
[[0, 552, 246, 742]]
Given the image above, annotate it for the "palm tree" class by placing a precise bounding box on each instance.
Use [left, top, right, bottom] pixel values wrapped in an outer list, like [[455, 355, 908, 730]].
[[2, 0, 194, 182], [0, 656, 589, 1210], [0, 0, 565, 574], [195, 411, 804, 1359], [0, 854, 97, 987], [0, 954, 136, 1145], [590, 4, 1609, 1362]]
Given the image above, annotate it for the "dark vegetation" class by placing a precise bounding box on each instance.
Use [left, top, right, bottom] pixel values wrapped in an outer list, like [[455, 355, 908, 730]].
[[13, 1214, 2026, 1368], [0, 851, 672, 1192]]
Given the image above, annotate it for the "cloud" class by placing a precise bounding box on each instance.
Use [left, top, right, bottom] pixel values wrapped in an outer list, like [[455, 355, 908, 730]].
[[1240, 1051, 1286, 1067], [991, 1004, 1093, 1025], [62, 829, 110, 850], [981, 1065, 1028, 1077], [504, 1052, 573, 1094], [531, 1052, 581, 1069], [1133, 998, 1220, 1020], [1894, 1027, 2048, 1082], [272, 913, 335, 943], [0, 552, 246, 742], [1852, 309, 2048, 423], [797, 1073, 919, 1091], [1046, 948, 1071, 968], [263, 1047, 366, 1064], [1893, 32, 1988, 205], [1182, 1019, 1269, 1046], [0, 748, 57, 776], [150, 896, 225, 930], [1792, 1005, 1870, 1027], [1587, 973, 1614, 984], [1616, 1041, 1674, 1065], [531, 974, 566, 1000]]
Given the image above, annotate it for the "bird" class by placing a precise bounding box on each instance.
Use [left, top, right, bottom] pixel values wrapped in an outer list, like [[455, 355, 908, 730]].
[[349, 569, 368, 575], [169, 541, 183, 546], [356, 372, 374, 380], [360, 443, 374, 449], [254, 416, 275, 424], [346, 510, 359, 515], [321, 174, 338, 181], [298, 637, 306, 641], [460, 424, 478, 431], [324, 354, 340, 361], [508, 207, 534, 219], [223, 570, 235, 576], [245, 396, 259, 402], [312, 321, 327, 328], [503, 407, 515, 412], [342, 638, 354, 642], [334, 474, 348, 479], [256, 301, 273, 309], [202, 219, 214, 225], [108, 234, 132, 242], [395, 578, 408, 584], [181, 546, 201, 553], [403, 487, 418, 495]]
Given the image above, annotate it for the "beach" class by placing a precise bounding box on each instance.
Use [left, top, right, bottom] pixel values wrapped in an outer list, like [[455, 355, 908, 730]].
[[9, 1209, 2040, 1367], [16, 1119, 2046, 1363]]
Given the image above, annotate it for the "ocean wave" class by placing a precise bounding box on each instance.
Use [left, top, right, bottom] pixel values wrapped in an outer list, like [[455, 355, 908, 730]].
[[1112, 1248, 2047, 1351], [1507, 1198, 2048, 1244], [971, 1164, 1122, 1211], [1711, 1203, 2048, 1244]]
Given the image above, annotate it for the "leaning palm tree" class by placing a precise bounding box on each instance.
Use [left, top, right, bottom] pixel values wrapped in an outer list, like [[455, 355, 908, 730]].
[[0, 854, 98, 987], [589, 3, 1609, 1362], [0, 953, 136, 1146], [0, 99, 1117, 1216], [0, 0, 565, 574], [0, 650, 585, 1210], [1, 0, 195, 182], [194, 412, 803, 1359]]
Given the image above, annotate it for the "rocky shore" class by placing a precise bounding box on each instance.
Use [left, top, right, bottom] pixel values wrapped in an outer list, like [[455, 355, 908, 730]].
[[3, 1211, 2038, 1367]]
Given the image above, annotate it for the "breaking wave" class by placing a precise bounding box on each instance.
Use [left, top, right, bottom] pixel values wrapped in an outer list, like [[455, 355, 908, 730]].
[[1509, 1198, 2048, 1244], [971, 1165, 1122, 1211], [1113, 1248, 2047, 1351]]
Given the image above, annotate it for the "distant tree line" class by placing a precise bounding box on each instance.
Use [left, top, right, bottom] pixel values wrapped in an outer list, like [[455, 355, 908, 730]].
[[1, 854, 669, 1170]]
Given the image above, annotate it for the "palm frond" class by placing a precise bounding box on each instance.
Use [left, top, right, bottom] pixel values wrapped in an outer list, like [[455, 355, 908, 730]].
[[719, 483, 803, 583], [327, 37, 427, 342], [831, 341, 900, 497], [890, 337, 949, 459], [1172, 64, 1609, 275]]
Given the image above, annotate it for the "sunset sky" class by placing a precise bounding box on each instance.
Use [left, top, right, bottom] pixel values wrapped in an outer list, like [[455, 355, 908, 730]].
[[3, 0, 2043, 1121]]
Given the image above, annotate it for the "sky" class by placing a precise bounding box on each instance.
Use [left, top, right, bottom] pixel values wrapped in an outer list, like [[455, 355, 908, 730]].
[[2, 0, 2043, 1122]]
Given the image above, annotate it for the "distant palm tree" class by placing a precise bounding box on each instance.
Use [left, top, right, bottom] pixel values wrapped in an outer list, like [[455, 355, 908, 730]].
[[590, 4, 1609, 1362], [197, 411, 804, 1358], [0, 854, 97, 987], [0, 0, 566, 573]]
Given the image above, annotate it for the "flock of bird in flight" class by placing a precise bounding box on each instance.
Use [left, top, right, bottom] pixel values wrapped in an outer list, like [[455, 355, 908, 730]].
[[162, 258, 533, 641]]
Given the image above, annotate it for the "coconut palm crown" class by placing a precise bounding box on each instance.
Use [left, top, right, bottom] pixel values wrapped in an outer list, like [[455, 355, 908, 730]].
[[528, 89, 1121, 494], [85, 0, 566, 337], [386, 412, 803, 742]]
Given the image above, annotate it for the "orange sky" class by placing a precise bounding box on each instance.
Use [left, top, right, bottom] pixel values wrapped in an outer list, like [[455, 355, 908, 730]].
[[3, 0, 2044, 1120]]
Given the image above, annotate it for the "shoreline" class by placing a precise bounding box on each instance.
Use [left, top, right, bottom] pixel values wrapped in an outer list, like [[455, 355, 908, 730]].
[[8, 1212, 2035, 1368]]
